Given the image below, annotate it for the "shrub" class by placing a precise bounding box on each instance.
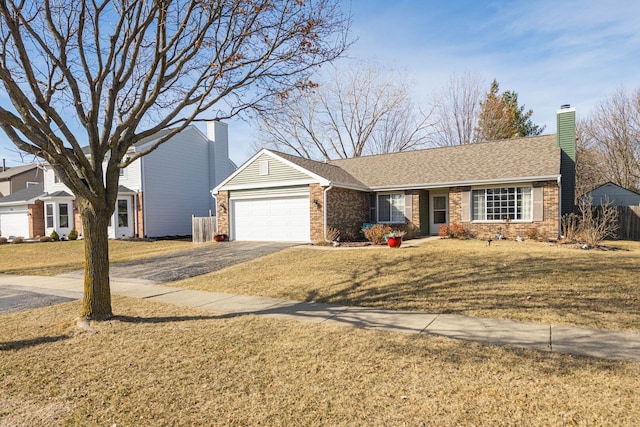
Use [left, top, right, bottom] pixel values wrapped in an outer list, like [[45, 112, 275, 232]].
[[68, 228, 78, 240], [449, 222, 469, 239], [326, 227, 340, 242], [0, 237, 7, 244], [438, 224, 450, 237], [577, 195, 619, 247], [362, 224, 392, 245], [561, 213, 580, 242], [525, 226, 541, 241], [50, 230, 60, 241], [40, 236, 53, 242], [11, 236, 24, 244]]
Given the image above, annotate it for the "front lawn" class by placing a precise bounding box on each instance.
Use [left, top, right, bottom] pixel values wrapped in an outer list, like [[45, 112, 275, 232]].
[[174, 238, 640, 331], [0, 239, 195, 276], [1, 297, 639, 425]]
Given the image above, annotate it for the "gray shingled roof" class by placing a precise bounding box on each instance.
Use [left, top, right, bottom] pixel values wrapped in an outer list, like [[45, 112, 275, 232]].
[[0, 182, 45, 204], [273, 151, 368, 189], [328, 134, 560, 189], [0, 164, 40, 180]]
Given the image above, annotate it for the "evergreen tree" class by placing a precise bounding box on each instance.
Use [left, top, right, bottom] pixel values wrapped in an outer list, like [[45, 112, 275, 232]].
[[475, 80, 545, 142]]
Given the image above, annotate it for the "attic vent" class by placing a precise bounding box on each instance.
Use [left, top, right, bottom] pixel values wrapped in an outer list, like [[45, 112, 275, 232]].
[[560, 104, 571, 109], [259, 160, 269, 176]]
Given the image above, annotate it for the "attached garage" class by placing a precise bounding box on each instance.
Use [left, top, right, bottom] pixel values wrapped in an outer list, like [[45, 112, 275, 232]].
[[0, 209, 29, 238], [230, 189, 310, 242]]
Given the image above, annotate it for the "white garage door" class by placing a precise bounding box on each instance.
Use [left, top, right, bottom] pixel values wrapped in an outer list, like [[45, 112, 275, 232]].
[[231, 196, 310, 242], [0, 210, 29, 238]]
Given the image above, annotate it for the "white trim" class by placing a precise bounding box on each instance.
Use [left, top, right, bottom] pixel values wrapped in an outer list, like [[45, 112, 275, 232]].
[[369, 175, 561, 191]]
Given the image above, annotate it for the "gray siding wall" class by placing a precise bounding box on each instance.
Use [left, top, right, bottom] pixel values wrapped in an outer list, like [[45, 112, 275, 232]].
[[227, 153, 310, 187], [141, 127, 213, 237]]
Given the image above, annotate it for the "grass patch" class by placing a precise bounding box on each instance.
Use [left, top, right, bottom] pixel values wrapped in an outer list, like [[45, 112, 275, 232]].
[[1, 297, 639, 425], [0, 239, 196, 276], [175, 239, 640, 331]]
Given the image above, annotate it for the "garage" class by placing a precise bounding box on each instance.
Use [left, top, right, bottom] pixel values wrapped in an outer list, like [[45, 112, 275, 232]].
[[231, 196, 310, 242], [0, 209, 29, 239]]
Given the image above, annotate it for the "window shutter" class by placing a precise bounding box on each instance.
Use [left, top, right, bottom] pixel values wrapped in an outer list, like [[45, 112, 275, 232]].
[[404, 194, 413, 222], [369, 193, 377, 222], [461, 190, 470, 222], [533, 186, 543, 221]]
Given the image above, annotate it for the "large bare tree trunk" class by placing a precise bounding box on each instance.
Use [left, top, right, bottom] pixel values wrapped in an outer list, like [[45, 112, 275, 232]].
[[78, 200, 112, 320]]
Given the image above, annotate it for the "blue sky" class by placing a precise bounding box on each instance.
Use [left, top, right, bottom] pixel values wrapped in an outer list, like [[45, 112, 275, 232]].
[[2, 0, 640, 167]]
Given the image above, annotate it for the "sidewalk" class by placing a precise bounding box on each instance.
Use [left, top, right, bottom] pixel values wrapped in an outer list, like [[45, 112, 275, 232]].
[[1, 273, 639, 363]]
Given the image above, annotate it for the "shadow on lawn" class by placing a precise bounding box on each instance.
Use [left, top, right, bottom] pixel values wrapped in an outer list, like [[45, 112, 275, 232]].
[[113, 314, 221, 324], [0, 335, 71, 351], [300, 247, 640, 329]]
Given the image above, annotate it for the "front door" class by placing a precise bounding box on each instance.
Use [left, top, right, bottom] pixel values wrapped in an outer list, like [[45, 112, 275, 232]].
[[430, 193, 448, 235], [114, 198, 133, 238]]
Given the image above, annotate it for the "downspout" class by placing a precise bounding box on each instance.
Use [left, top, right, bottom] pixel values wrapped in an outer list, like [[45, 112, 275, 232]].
[[557, 176, 562, 238], [323, 185, 334, 244]]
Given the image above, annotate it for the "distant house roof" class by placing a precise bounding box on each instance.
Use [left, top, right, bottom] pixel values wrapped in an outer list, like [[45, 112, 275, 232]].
[[0, 182, 45, 205], [0, 164, 40, 181], [587, 182, 640, 206]]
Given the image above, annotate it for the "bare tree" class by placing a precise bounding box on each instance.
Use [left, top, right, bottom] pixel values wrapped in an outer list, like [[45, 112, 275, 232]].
[[255, 61, 433, 160], [0, 0, 349, 320], [430, 71, 484, 146], [580, 88, 640, 193], [576, 120, 607, 198], [577, 195, 619, 247]]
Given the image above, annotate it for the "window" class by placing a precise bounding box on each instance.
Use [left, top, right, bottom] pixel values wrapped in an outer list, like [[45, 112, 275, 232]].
[[53, 174, 61, 184], [433, 196, 447, 224], [26, 181, 39, 188], [118, 199, 128, 227], [46, 204, 54, 228], [59, 204, 69, 228], [472, 186, 532, 221], [377, 193, 405, 223], [119, 167, 125, 177]]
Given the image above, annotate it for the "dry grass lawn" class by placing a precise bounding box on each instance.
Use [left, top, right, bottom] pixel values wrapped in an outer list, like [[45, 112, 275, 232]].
[[0, 239, 195, 276], [175, 239, 640, 331], [1, 296, 639, 426]]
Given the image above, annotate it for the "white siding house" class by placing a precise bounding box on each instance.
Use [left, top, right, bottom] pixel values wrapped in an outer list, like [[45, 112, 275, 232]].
[[1, 122, 236, 239]]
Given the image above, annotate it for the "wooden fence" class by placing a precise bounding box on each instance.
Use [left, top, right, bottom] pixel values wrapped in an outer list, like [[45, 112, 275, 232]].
[[192, 216, 217, 243], [618, 206, 640, 240]]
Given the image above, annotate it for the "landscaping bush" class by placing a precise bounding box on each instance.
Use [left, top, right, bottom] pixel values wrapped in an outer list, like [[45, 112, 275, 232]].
[[449, 222, 469, 239], [525, 226, 541, 241], [0, 237, 7, 244], [50, 230, 60, 241], [11, 236, 24, 244], [438, 223, 469, 239], [362, 223, 392, 245], [438, 224, 450, 237], [68, 228, 78, 241], [40, 236, 53, 242]]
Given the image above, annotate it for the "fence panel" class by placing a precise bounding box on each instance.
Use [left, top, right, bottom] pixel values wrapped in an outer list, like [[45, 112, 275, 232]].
[[618, 206, 640, 240], [192, 216, 217, 244]]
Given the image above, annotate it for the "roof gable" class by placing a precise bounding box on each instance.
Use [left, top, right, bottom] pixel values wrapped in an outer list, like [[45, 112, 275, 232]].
[[0, 164, 40, 181], [0, 182, 45, 205]]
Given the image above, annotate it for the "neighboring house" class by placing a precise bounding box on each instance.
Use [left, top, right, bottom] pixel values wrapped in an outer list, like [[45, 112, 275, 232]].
[[0, 121, 236, 239], [0, 183, 45, 239], [0, 163, 44, 197], [212, 107, 577, 242], [586, 182, 640, 206]]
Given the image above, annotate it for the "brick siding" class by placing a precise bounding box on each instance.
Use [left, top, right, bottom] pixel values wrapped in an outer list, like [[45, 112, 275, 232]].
[[321, 186, 369, 242], [28, 200, 44, 238], [216, 190, 230, 237], [449, 180, 560, 240]]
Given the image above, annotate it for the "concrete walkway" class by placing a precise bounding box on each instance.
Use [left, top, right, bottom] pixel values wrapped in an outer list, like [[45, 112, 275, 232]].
[[1, 273, 639, 363]]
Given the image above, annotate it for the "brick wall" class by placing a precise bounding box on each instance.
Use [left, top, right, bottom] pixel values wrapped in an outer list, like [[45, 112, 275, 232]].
[[216, 190, 230, 237], [29, 200, 44, 238], [449, 180, 560, 240], [136, 192, 144, 237], [324, 186, 370, 242], [309, 184, 325, 242]]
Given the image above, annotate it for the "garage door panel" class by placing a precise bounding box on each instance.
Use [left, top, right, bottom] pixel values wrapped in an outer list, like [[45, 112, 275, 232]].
[[0, 211, 29, 238], [232, 197, 310, 242]]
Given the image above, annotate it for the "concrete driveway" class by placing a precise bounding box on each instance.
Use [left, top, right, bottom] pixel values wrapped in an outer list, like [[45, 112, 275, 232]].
[[60, 241, 297, 283]]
